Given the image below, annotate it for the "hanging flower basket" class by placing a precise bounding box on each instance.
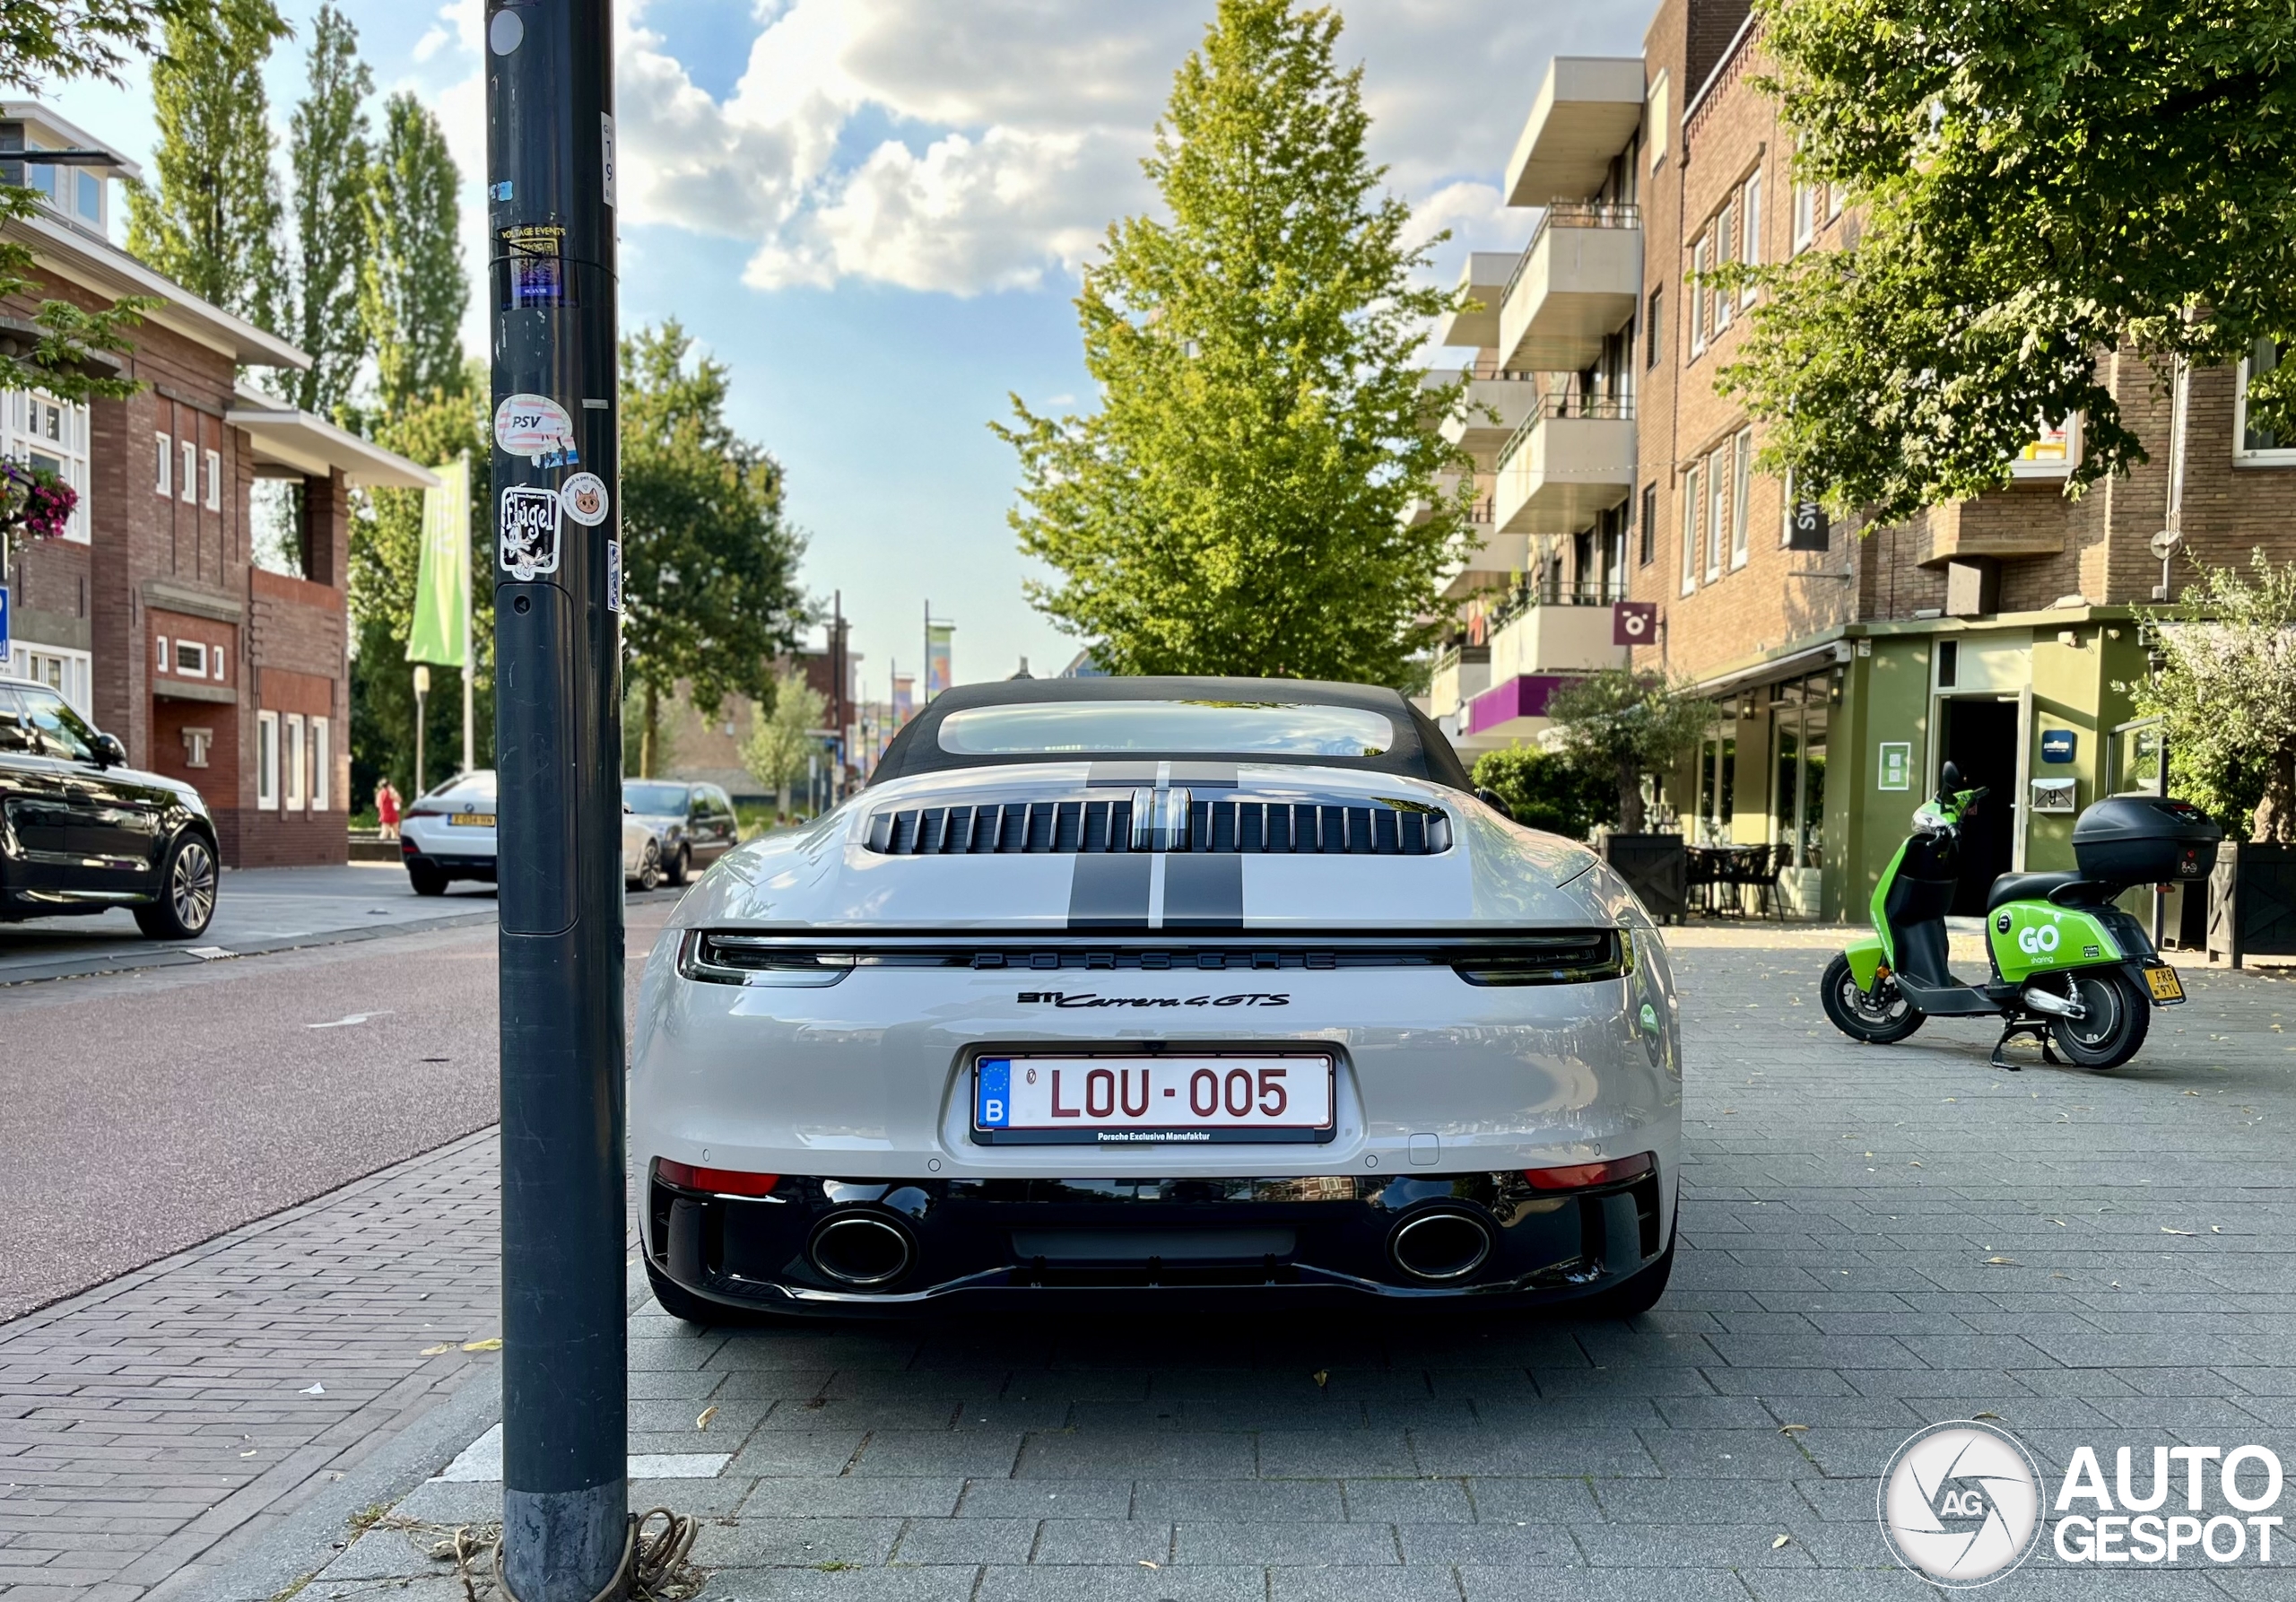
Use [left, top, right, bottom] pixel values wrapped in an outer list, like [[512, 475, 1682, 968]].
[[0, 457, 76, 554]]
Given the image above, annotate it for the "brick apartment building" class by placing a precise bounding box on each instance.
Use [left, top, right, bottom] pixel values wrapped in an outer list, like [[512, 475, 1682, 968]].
[[1426, 3, 2296, 919], [0, 103, 435, 866]]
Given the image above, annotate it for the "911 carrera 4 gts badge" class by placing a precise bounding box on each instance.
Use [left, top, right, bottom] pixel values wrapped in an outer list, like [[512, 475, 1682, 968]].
[[1017, 991, 1290, 1008]]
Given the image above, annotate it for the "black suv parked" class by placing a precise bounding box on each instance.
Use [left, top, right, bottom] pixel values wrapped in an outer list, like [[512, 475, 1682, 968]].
[[0, 674, 220, 938]]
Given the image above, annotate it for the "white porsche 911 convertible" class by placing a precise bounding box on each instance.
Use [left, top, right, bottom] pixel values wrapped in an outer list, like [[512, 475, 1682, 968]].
[[630, 677, 1683, 1322]]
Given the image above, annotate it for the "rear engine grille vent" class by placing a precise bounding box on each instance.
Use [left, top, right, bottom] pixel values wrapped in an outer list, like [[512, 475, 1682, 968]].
[[865, 793, 1450, 857]]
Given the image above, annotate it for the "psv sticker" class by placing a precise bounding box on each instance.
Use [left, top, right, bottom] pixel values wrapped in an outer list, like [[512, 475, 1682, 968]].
[[499, 486, 561, 579]]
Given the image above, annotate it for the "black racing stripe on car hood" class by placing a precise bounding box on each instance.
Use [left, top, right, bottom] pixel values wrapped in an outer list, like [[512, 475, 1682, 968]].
[[1068, 854, 1152, 927]]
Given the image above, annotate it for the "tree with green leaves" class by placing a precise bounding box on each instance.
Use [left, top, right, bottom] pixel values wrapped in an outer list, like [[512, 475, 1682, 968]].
[[1542, 670, 1718, 836], [620, 321, 810, 776], [346, 373, 491, 805], [2127, 550, 2296, 843], [125, 0, 290, 332], [285, 4, 370, 418], [0, 1, 224, 404], [362, 93, 466, 415], [1715, 0, 2296, 526], [995, 0, 1470, 687], [741, 667, 828, 819], [1469, 745, 1619, 840]]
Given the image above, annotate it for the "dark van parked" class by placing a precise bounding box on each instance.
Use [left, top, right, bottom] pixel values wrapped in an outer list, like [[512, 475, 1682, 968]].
[[0, 674, 220, 939]]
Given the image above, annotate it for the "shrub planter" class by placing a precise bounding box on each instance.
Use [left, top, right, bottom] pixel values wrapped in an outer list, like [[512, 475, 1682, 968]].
[[1605, 832, 1686, 923], [2206, 840, 2296, 969]]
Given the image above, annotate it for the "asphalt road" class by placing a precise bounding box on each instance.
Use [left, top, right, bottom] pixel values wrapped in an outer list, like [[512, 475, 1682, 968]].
[[0, 893, 681, 1321]]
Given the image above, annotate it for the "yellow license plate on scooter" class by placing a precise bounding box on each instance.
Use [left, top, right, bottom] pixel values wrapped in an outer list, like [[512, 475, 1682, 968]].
[[2143, 964, 2185, 1004]]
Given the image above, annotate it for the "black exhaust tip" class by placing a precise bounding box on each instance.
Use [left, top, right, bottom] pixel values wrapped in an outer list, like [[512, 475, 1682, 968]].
[[808, 1213, 917, 1288], [1388, 1208, 1495, 1283]]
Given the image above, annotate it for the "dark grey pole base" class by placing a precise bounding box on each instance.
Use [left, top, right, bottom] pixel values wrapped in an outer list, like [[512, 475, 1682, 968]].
[[502, 1484, 631, 1602]]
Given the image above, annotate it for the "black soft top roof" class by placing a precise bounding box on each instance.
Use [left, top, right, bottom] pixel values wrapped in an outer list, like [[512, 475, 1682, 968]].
[[868, 675, 1474, 791]]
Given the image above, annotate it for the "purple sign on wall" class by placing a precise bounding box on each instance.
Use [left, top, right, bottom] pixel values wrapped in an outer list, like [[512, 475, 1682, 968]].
[[1613, 601, 1657, 646]]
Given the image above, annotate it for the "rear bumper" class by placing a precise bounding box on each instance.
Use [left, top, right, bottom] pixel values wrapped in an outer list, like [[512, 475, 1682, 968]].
[[644, 1164, 1672, 1318], [399, 837, 497, 881]]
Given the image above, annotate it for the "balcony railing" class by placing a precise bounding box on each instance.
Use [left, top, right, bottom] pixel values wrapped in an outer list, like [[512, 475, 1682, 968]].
[[1495, 394, 1637, 472], [1461, 357, 1542, 382], [1485, 577, 1622, 636], [1500, 201, 1643, 312]]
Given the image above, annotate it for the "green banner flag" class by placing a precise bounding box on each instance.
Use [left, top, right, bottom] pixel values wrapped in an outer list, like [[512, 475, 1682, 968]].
[[406, 457, 470, 666]]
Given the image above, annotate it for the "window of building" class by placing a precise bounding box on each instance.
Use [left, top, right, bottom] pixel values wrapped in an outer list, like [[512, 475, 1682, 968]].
[[1792, 178, 1817, 253], [1826, 175, 1845, 221], [204, 448, 221, 510], [1739, 171, 1762, 300], [213, 644, 226, 682], [1647, 71, 1669, 170], [1706, 448, 1728, 582], [75, 169, 100, 224], [155, 431, 171, 496], [2233, 343, 2296, 462], [1731, 429, 1754, 569], [174, 640, 206, 677], [2009, 415, 2083, 478], [2, 391, 91, 542], [1680, 462, 1702, 595], [1645, 287, 1663, 370], [257, 710, 279, 810], [1711, 202, 1734, 335], [1689, 235, 1709, 356], [179, 438, 196, 503], [1639, 482, 1657, 566], [311, 717, 331, 810], [283, 713, 306, 810], [4, 640, 91, 718]]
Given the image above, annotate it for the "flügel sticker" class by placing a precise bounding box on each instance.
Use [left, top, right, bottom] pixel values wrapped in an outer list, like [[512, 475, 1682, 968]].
[[500, 486, 561, 579], [559, 470, 610, 526], [494, 392, 578, 468]]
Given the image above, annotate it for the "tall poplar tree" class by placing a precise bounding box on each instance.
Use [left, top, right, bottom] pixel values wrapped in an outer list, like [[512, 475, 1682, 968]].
[[286, 4, 370, 417], [362, 93, 466, 413], [996, 0, 1469, 688], [125, 0, 290, 332]]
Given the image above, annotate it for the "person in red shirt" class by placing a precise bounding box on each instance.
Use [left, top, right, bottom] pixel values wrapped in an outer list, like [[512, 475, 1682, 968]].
[[376, 779, 402, 840]]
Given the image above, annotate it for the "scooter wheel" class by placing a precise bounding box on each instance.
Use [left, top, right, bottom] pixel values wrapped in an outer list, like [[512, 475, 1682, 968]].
[[1820, 953, 1926, 1044], [2047, 968, 2151, 1070]]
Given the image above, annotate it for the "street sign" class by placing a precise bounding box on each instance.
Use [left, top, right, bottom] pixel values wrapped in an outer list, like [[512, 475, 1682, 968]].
[[1878, 741, 1912, 791], [2040, 728, 2077, 764], [1787, 500, 1831, 552], [1612, 600, 1657, 646]]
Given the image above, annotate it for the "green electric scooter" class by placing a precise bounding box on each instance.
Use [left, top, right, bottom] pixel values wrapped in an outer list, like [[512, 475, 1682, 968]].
[[1822, 762, 2221, 1070]]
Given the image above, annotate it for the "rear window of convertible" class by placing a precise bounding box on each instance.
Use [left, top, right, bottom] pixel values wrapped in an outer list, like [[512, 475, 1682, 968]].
[[936, 700, 1395, 759]]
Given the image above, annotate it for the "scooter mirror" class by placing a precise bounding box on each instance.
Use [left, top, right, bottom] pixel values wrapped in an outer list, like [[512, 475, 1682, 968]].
[[1938, 761, 1963, 797]]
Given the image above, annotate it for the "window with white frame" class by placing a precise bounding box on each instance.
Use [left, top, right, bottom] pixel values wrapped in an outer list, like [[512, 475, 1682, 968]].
[[1680, 463, 1702, 594], [1792, 178, 1817, 253], [2, 391, 91, 542], [1739, 172, 1762, 300], [173, 639, 206, 677], [257, 710, 279, 809], [155, 634, 169, 674], [4, 640, 92, 718], [311, 716, 331, 810], [155, 431, 172, 497], [1706, 448, 1728, 582], [1689, 235, 1709, 356], [2234, 342, 2296, 462], [204, 448, 221, 510], [2010, 415, 2083, 478], [1826, 174, 1845, 221], [1731, 428, 1754, 568], [1711, 202, 1734, 334], [283, 713, 306, 809], [179, 438, 196, 503]]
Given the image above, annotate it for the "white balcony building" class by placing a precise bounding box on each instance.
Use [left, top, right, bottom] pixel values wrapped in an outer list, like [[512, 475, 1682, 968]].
[[1494, 400, 1637, 535], [1503, 57, 1648, 207], [1498, 204, 1643, 374]]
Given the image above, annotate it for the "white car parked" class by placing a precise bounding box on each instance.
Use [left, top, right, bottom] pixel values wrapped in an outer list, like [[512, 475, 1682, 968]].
[[630, 678, 1683, 1324], [400, 768, 679, 894]]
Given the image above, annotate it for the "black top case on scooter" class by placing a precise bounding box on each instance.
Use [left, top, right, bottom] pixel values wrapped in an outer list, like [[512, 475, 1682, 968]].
[[2071, 797, 2222, 886]]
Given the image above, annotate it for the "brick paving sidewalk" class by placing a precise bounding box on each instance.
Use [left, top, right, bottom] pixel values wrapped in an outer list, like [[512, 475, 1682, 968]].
[[0, 1128, 505, 1601], [303, 946, 2294, 1602]]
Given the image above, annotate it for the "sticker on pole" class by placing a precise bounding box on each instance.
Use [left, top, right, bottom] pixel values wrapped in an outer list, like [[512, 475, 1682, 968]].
[[493, 393, 578, 469], [606, 539, 622, 614], [500, 486, 561, 579], [499, 223, 571, 311], [558, 471, 610, 527]]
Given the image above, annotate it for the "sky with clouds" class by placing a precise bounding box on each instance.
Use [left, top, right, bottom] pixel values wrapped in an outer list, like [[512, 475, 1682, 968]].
[[47, 0, 1645, 693]]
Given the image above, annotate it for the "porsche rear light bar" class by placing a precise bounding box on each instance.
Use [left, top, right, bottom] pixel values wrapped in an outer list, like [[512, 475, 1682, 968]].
[[1523, 1152, 1656, 1190], [654, 1157, 780, 1197]]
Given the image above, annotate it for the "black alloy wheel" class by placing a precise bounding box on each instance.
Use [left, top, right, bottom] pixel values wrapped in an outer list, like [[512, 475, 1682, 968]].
[[1819, 952, 1926, 1044], [135, 834, 218, 939], [2047, 968, 2151, 1071]]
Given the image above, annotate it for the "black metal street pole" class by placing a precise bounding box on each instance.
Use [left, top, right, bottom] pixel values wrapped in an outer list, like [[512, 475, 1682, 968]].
[[485, 2, 627, 1598]]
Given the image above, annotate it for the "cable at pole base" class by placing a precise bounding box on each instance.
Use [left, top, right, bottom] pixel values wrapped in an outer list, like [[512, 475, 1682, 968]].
[[458, 1509, 704, 1602]]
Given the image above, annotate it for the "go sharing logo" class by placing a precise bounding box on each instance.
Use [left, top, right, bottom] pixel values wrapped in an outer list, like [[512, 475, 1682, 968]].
[[1879, 1420, 2288, 1587]]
